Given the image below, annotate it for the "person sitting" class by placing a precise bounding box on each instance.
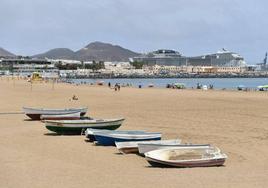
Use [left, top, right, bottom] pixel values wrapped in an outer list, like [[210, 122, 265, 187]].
[[72, 95, 78, 100]]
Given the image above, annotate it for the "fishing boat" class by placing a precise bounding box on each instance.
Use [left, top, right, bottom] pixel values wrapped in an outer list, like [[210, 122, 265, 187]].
[[115, 139, 181, 154], [94, 132, 162, 146], [40, 111, 81, 120], [22, 107, 88, 120], [145, 146, 227, 168], [44, 118, 124, 135], [85, 129, 145, 142], [138, 143, 211, 155]]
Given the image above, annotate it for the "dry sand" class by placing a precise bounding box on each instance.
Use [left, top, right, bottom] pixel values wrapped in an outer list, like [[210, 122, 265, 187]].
[[0, 78, 268, 188]]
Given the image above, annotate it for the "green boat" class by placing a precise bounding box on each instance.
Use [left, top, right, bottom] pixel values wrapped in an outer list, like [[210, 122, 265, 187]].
[[44, 118, 125, 135]]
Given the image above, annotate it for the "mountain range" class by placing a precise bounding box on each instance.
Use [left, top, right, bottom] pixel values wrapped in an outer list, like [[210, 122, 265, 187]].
[[0, 42, 140, 61], [34, 41, 139, 61]]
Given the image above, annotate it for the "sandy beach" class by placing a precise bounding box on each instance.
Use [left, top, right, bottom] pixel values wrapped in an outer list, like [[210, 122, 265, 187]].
[[0, 78, 268, 188]]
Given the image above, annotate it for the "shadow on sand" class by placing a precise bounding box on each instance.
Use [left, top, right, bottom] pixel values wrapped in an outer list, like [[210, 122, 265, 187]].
[[23, 119, 40, 122], [43, 133, 82, 136]]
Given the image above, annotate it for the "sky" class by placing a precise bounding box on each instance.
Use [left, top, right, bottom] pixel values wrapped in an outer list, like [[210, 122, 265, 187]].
[[0, 0, 267, 63]]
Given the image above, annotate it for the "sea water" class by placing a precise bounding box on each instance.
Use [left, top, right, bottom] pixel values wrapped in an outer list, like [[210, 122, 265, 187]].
[[70, 78, 268, 89]]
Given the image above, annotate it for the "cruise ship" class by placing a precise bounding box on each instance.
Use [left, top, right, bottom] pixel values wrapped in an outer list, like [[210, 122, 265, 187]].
[[131, 49, 247, 67], [130, 49, 187, 66]]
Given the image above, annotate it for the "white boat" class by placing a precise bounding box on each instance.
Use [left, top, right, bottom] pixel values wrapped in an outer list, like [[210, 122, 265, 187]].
[[138, 143, 211, 155], [115, 139, 181, 154], [145, 146, 227, 168], [40, 111, 81, 120], [22, 107, 88, 120]]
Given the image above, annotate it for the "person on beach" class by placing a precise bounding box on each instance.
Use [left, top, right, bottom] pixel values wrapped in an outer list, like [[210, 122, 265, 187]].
[[108, 82, 111, 88], [114, 83, 118, 91]]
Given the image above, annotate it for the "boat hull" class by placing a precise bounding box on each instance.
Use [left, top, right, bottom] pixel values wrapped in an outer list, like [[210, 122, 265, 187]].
[[94, 135, 161, 146], [116, 139, 182, 154], [46, 124, 122, 135], [41, 117, 81, 120], [40, 111, 82, 120], [27, 112, 86, 120], [118, 147, 139, 154], [85, 130, 146, 142], [23, 107, 87, 120], [146, 157, 226, 168]]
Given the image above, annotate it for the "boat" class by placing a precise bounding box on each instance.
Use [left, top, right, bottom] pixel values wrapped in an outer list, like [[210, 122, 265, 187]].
[[22, 107, 88, 120], [94, 132, 162, 146], [85, 128, 145, 142], [138, 143, 211, 155], [145, 146, 227, 168], [40, 111, 81, 120], [44, 118, 124, 135], [115, 139, 181, 154]]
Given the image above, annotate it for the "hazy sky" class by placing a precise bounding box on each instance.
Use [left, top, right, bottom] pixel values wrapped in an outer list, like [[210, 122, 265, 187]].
[[1, 0, 267, 63]]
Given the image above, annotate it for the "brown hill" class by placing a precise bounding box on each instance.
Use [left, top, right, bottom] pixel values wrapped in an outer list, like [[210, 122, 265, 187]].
[[33, 48, 75, 59], [74, 42, 139, 61], [0, 47, 15, 57]]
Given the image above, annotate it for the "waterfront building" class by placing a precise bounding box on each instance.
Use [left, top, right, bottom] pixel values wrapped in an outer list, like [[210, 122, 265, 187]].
[[0, 58, 59, 77]]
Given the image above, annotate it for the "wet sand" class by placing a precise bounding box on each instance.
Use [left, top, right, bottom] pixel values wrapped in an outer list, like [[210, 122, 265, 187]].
[[0, 79, 268, 188]]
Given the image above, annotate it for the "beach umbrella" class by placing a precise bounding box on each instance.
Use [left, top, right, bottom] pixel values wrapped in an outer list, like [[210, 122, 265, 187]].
[[257, 85, 268, 90]]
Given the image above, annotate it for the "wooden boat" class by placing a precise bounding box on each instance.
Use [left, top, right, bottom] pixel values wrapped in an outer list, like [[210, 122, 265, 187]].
[[22, 107, 88, 120], [44, 118, 124, 135], [85, 129, 145, 142], [94, 132, 162, 146], [138, 143, 211, 155], [145, 146, 227, 168], [115, 139, 181, 154], [40, 111, 81, 120]]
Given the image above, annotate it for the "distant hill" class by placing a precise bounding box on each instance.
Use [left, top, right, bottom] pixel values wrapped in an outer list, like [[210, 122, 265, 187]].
[[74, 41, 139, 62], [0, 47, 15, 57], [32, 42, 139, 61], [33, 48, 75, 59]]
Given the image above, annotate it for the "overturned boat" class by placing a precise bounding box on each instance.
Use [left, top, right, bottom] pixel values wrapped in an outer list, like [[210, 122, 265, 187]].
[[23, 107, 88, 120], [145, 146, 227, 168], [44, 118, 124, 135]]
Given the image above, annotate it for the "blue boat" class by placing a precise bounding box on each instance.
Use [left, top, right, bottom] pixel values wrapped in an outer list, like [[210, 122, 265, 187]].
[[94, 132, 162, 146], [85, 128, 146, 142]]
